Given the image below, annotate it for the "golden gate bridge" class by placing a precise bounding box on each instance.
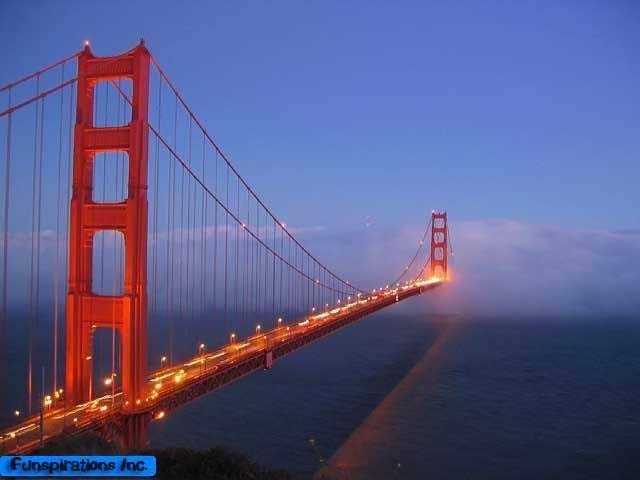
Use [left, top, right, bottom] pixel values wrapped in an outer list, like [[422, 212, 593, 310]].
[[0, 41, 451, 453]]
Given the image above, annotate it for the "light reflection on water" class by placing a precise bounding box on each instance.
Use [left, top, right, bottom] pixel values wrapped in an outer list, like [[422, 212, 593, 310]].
[[150, 314, 640, 479]]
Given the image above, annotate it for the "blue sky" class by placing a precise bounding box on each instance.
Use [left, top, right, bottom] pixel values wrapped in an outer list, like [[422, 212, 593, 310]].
[[1, 1, 638, 316], [2, 0, 638, 231]]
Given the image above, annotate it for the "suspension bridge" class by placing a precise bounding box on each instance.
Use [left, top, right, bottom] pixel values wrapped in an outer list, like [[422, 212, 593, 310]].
[[0, 41, 451, 453]]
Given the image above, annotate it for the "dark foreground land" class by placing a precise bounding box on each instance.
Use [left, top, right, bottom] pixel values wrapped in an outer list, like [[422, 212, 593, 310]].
[[34, 434, 292, 480]]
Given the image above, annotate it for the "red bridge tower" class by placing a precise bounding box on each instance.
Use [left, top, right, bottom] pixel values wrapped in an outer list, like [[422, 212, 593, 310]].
[[430, 211, 449, 279], [65, 42, 150, 416]]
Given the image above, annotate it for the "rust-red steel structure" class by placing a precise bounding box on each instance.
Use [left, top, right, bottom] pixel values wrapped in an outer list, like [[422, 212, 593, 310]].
[[431, 211, 449, 278], [66, 42, 150, 414], [0, 42, 451, 453]]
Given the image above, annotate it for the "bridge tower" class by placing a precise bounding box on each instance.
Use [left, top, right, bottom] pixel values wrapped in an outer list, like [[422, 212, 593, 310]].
[[430, 211, 448, 279], [65, 42, 150, 419]]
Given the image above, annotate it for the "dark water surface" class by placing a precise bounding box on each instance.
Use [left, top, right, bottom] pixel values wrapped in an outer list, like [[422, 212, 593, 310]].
[[149, 313, 640, 479]]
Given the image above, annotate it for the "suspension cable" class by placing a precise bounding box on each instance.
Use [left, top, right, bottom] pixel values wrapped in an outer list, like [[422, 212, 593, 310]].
[[0, 51, 80, 93], [149, 125, 357, 295], [389, 216, 433, 287], [140, 58, 363, 294]]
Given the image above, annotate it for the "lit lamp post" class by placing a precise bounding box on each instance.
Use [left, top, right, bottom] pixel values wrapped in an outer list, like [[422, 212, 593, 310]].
[[103, 372, 116, 405], [85, 355, 93, 401], [230, 333, 236, 358], [6, 410, 20, 452], [160, 355, 167, 369], [255, 325, 263, 347], [198, 344, 206, 374]]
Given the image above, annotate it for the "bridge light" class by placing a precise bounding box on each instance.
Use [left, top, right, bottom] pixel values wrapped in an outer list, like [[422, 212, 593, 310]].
[[73, 417, 78, 423], [230, 333, 236, 343], [155, 411, 165, 420], [99, 405, 108, 412], [311, 307, 316, 312], [85, 355, 92, 361], [104, 375, 114, 386], [13, 410, 20, 417], [154, 382, 162, 391], [256, 324, 261, 333], [277, 317, 283, 325], [84, 40, 90, 47]]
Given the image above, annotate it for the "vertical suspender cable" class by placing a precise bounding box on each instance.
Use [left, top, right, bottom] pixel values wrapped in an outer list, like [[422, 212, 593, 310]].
[[53, 63, 65, 392], [213, 150, 218, 334], [235, 176, 239, 330], [28, 75, 41, 415], [1, 88, 12, 401], [224, 163, 229, 335], [152, 76, 161, 325], [185, 117, 193, 337], [201, 133, 207, 324]]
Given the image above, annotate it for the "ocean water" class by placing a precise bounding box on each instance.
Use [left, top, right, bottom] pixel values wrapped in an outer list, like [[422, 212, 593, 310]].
[[149, 312, 640, 479]]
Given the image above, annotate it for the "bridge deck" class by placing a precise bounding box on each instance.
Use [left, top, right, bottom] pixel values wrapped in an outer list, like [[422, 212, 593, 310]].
[[0, 279, 442, 454]]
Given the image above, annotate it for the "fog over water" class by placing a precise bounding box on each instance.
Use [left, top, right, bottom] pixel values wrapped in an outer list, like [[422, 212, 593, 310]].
[[302, 218, 640, 318]]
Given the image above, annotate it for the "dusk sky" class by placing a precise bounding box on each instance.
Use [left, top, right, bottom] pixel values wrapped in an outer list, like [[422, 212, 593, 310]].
[[1, 1, 638, 316]]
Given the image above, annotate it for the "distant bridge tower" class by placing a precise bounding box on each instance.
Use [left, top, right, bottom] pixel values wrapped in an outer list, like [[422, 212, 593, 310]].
[[430, 211, 448, 279], [65, 41, 150, 416]]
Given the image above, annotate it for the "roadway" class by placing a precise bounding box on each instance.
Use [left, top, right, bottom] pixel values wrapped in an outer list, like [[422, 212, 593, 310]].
[[0, 278, 443, 454]]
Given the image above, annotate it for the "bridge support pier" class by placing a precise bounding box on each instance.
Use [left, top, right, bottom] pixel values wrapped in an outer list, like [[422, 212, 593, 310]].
[[121, 413, 150, 451], [264, 351, 273, 369], [97, 413, 150, 452]]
